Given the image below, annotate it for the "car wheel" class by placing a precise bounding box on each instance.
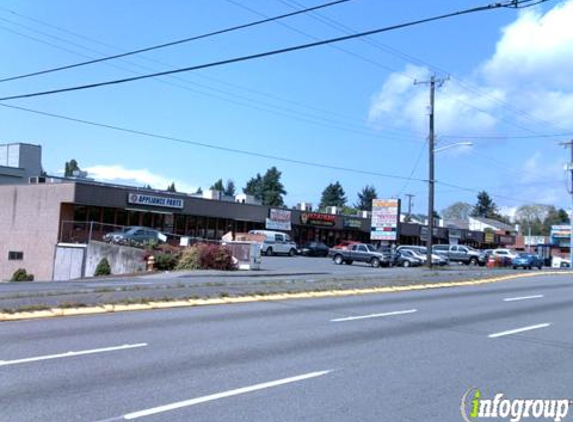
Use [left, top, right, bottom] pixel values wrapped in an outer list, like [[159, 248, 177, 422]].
[[265, 247, 273, 256], [512, 266, 517, 270], [346, 260, 353, 265], [469, 258, 478, 266], [538, 266, 542, 270], [528, 266, 532, 270], [288, 248, 296, 257], [334, 255, 344, 265], [402, 260, 411, 268], [371, 258, 381, 268]]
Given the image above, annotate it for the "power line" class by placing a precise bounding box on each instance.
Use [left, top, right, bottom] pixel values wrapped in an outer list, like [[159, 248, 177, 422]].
[[0, 0, 531, 102], [0, 0, 355, 84], [0, 102, 427, 183], [276, 0, 567, 135]]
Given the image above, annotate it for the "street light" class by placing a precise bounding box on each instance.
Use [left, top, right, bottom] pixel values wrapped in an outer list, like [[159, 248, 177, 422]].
[[426, 141, 473, 267]]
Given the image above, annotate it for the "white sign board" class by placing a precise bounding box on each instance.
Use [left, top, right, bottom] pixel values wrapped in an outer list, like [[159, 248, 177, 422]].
[[371, 198, 400, 241], [265, 208, 291, 231], [128, 193, 184, 209]]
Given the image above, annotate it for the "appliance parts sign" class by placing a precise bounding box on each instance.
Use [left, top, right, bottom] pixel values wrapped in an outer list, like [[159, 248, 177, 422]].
[[128, 193, 184, 209], [266, 209, 292, 231]]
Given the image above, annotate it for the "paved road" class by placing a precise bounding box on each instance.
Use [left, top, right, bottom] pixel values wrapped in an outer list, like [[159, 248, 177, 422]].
[[0, 256, 545, 309], [1, 273, 572, 421]]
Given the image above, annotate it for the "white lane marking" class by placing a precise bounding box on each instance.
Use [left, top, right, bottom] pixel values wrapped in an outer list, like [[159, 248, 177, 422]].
[[0, 343, 148, 367], [503, 294, 544, 302], [121, 370, 331, 420], [488, 323, 551, 339], [330, 309, 417, 322]]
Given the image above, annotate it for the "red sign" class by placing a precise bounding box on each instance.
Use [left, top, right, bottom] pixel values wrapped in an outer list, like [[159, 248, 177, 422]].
[[300, 212, 336, 226]]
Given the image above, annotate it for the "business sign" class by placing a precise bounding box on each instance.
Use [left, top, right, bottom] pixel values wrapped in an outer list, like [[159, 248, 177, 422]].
[[300, 212, 336, 227], [551, 225, 571, 247], [343, 218, 363, 229], [266, 208, 291, 231], [127, 193, 184, 209], [484, 232, 495, 244], [371, 198, 400, 241]]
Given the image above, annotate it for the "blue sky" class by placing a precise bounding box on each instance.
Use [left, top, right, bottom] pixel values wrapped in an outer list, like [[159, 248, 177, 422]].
[[0, 0, 571, 217]]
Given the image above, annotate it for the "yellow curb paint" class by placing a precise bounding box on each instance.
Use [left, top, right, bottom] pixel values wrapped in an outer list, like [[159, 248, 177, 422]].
[[0, 271, 571, 321]]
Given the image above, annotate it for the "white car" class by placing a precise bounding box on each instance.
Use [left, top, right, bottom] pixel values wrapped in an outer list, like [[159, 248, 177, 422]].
[[492, 249, 518, 260], [248, 230, 298, 256]]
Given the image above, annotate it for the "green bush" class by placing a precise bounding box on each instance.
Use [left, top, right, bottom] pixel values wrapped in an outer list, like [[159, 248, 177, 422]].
[[94, 257, 111, 276], [11, 268, 34, 282], [154, 253, 179, 271], [176, 244, 236, 271], [176, 246, 202, 270]]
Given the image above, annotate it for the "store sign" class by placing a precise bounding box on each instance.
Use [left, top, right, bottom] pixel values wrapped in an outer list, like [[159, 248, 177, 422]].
[[420, 227, 439, 241], [449, 229, 462, 239], [300, 212, 336, 227], [484, 232, 495, 243], [371, 199, 400, 241], [499, 235, 515, 245], [343, 218, 363, 229], [127, 193, 184, 209], [266, 208, 291, 231], [551, 225, 571, 247]]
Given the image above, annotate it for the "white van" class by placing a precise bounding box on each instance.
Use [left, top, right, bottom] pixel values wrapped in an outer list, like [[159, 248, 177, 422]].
[[248, 230, 298, 256]]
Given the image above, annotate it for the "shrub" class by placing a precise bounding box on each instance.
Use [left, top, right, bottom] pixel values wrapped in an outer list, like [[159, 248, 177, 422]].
[[11, 268, 34, 282], [176, 243, 236, 271], [176, 246, 202, 270], [94, 257, 111, 276], [154, 253, 179, 271]]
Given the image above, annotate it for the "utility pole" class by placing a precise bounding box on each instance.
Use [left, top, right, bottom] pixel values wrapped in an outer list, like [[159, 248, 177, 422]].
[[415, 75, 447, 268], [560, 140, 573, 266], [405, 194, 415, 220]]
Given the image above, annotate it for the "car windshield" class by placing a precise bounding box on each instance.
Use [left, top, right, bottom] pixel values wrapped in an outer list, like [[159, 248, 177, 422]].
[[365, 245, 378, 252]]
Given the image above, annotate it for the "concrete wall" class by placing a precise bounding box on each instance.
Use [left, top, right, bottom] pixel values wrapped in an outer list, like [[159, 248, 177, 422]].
[[0, 183, 75, 281], [84, 241, 146, 278]]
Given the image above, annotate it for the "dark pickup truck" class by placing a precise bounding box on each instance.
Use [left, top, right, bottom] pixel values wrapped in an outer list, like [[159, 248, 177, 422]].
[[329, 243, 391, 268]]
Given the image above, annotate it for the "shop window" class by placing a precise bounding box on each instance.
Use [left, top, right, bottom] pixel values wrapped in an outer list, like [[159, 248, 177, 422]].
[[8, 251, 23, 260], [102, 208, 115, 225], [142, 212, 152, 228], [175, 214, 186, 234], [116, 209, 128, 227], [86, 207, 101, 224], [196, 216, 206, 238], [74, 205, 87, 222]]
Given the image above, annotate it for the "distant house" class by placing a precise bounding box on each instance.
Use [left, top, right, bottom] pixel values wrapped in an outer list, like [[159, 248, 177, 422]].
[[469, 216, 517, 234], [0, 143, 43, 185]]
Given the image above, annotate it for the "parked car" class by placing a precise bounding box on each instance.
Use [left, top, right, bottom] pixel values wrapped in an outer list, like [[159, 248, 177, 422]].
[[330, 243, 391, 268], [395, 250, 423, 267], [103, 226, 165, 245], [512, 253, 543, 270], [432, 244, 485, 266], [332, 240, 361, 250], [492, 248, 518, 260], [299, 242, 330, 257], [396, 245, 449, 266], [248, 230, 298, 256]]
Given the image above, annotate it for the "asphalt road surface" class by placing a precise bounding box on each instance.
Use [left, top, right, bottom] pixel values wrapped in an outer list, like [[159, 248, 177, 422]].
[[1, 273, 572, 421]]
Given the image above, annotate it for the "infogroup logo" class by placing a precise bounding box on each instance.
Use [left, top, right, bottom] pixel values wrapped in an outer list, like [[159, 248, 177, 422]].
[[461, 388, 571, 422]]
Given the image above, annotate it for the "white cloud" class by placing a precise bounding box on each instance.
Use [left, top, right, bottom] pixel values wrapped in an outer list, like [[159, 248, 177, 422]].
[[83, 164, 198, 194], [368, 0, 573, 136]]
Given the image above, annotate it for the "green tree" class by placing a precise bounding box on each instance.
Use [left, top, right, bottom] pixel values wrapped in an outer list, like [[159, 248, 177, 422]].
[[355, 185, 377, 211], [243, 168, 286, 207], [243, 173, 263, 199], [319, 181, 347, 210], [224, 180, 236, 197], [194, 187, 203, 195], [543, 206, 570, 235], [143, 184, 152, 189], [471, 191, 500, 219], [64, 159, 80, 177], [441, 201, 472, 220], [261, 167, 286, 207], [167, 182, 177, 193], [210, 179, 225, 192]]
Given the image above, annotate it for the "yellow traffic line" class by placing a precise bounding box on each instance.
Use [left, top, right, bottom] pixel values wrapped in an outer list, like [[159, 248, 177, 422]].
[[0, 271, 571, 322]]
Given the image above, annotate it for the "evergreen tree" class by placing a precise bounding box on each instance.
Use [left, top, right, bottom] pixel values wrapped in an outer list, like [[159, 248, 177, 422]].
[[355, 185, 377, 211], [319, 181, 347, 210], [471, 191, 499, 219], [224, 179, 236, 197], [243, 167, 286, 206], [167, 182, 177, 193], [195, 187, 203, 195], [64, 159, 80, 177], [261, 167, 286, 207], [210, 179, 225, 192]]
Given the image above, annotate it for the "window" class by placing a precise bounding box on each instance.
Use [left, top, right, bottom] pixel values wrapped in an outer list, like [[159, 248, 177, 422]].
[[358, 245, 367, 252], [8, 251, 23, 260], [275, 234, 284, 242]]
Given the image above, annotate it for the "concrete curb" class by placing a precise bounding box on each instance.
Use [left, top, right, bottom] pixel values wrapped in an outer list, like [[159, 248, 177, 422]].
[[1, 271, 571, 322]]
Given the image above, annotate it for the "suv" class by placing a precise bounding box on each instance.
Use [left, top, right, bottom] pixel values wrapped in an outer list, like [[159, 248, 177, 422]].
[[248, 230, 298, 256], [432, 244, 484, 266]]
